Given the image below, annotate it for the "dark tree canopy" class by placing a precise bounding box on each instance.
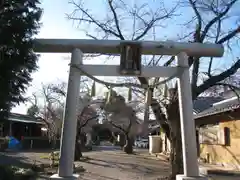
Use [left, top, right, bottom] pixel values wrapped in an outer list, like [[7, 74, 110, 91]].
[[0, 0, 42, 120], [27, 104, 39, 117]]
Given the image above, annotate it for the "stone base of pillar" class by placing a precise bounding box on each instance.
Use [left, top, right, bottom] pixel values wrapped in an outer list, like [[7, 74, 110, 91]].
[[50, 174, 79, 180], [176, 175, 208, 180]]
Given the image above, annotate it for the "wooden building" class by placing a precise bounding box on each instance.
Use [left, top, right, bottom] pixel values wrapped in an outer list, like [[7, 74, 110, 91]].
[[0, 113, 45, 140]]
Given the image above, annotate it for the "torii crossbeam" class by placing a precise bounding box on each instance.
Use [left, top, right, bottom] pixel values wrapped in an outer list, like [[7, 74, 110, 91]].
[[33, 39, 224, 180]]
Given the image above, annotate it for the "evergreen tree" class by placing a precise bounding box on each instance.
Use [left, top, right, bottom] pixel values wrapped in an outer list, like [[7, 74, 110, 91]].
[[0, 1, 42, 120], [27, 104, 39, 117]]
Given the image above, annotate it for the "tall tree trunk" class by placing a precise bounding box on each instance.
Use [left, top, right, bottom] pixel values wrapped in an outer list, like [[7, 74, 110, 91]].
[[50, 138, 56, 150], [169, 119, 183, 179], [196, 129, 200, 157], [112, 132, 118, 145], [123, 134, 133, 154], [118, 133, 125, 147], [74, 127, 82, 161], [74, 138, 82, 161]]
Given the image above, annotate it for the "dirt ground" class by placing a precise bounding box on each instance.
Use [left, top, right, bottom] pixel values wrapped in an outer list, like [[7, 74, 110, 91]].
[[0, 146, 239, 180], [77, 149, 170, 180]]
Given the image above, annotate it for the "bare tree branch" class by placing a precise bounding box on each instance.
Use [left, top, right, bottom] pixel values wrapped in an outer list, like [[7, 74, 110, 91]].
[[107, 0, 125, 40], [68, 0, 177, 41], [200, 0, 238, 42], [152, 56, 175, 86], [188, 0, 203, 88], [191, 57, 200, 94], [186, 0, 240, 96], [217, 26, 240, 44], [134, 12, 175, 40], [189, 0, 202, 41], [215, 82, 240, 98], [196, 59, 240, 97], [78, 104, 98, 127], [109, 120, 126, 133], [67, 0, 123, 39], [80, 115, 99, 128]]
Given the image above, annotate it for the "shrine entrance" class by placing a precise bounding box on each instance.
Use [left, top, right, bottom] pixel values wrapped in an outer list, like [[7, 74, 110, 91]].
[[34, 39, 224, 180]]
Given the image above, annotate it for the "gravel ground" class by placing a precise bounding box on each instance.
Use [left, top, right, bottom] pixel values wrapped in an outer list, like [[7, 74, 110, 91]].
[[1, 147, 240, 180], [78, 149, 170, 180]]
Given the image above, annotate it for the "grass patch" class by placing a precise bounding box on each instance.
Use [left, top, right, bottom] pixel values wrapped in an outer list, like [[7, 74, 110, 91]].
[[39, 151, 60, 160], [0, 165, 42, 180]]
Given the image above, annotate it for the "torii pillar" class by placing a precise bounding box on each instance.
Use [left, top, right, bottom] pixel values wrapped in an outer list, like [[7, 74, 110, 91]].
[[176, 52, 206, 180]]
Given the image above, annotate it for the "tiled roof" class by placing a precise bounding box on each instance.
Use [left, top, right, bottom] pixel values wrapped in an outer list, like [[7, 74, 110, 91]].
[[8, 113, 44, 124], [194, 97, 240, 119], [193, 96, 224, 113]]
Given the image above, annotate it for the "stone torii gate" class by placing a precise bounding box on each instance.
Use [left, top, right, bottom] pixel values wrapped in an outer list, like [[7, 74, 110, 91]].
[[34, 39, 224, 180]]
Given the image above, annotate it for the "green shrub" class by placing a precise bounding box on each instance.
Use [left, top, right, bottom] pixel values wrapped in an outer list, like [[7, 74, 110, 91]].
[[0, 165, 15, 179], [0, 165, 39, 180], [0, 137, 9, 151]]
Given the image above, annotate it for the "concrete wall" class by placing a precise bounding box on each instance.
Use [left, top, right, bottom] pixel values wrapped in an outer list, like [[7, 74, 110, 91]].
[[200, 120, 240, 169]]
